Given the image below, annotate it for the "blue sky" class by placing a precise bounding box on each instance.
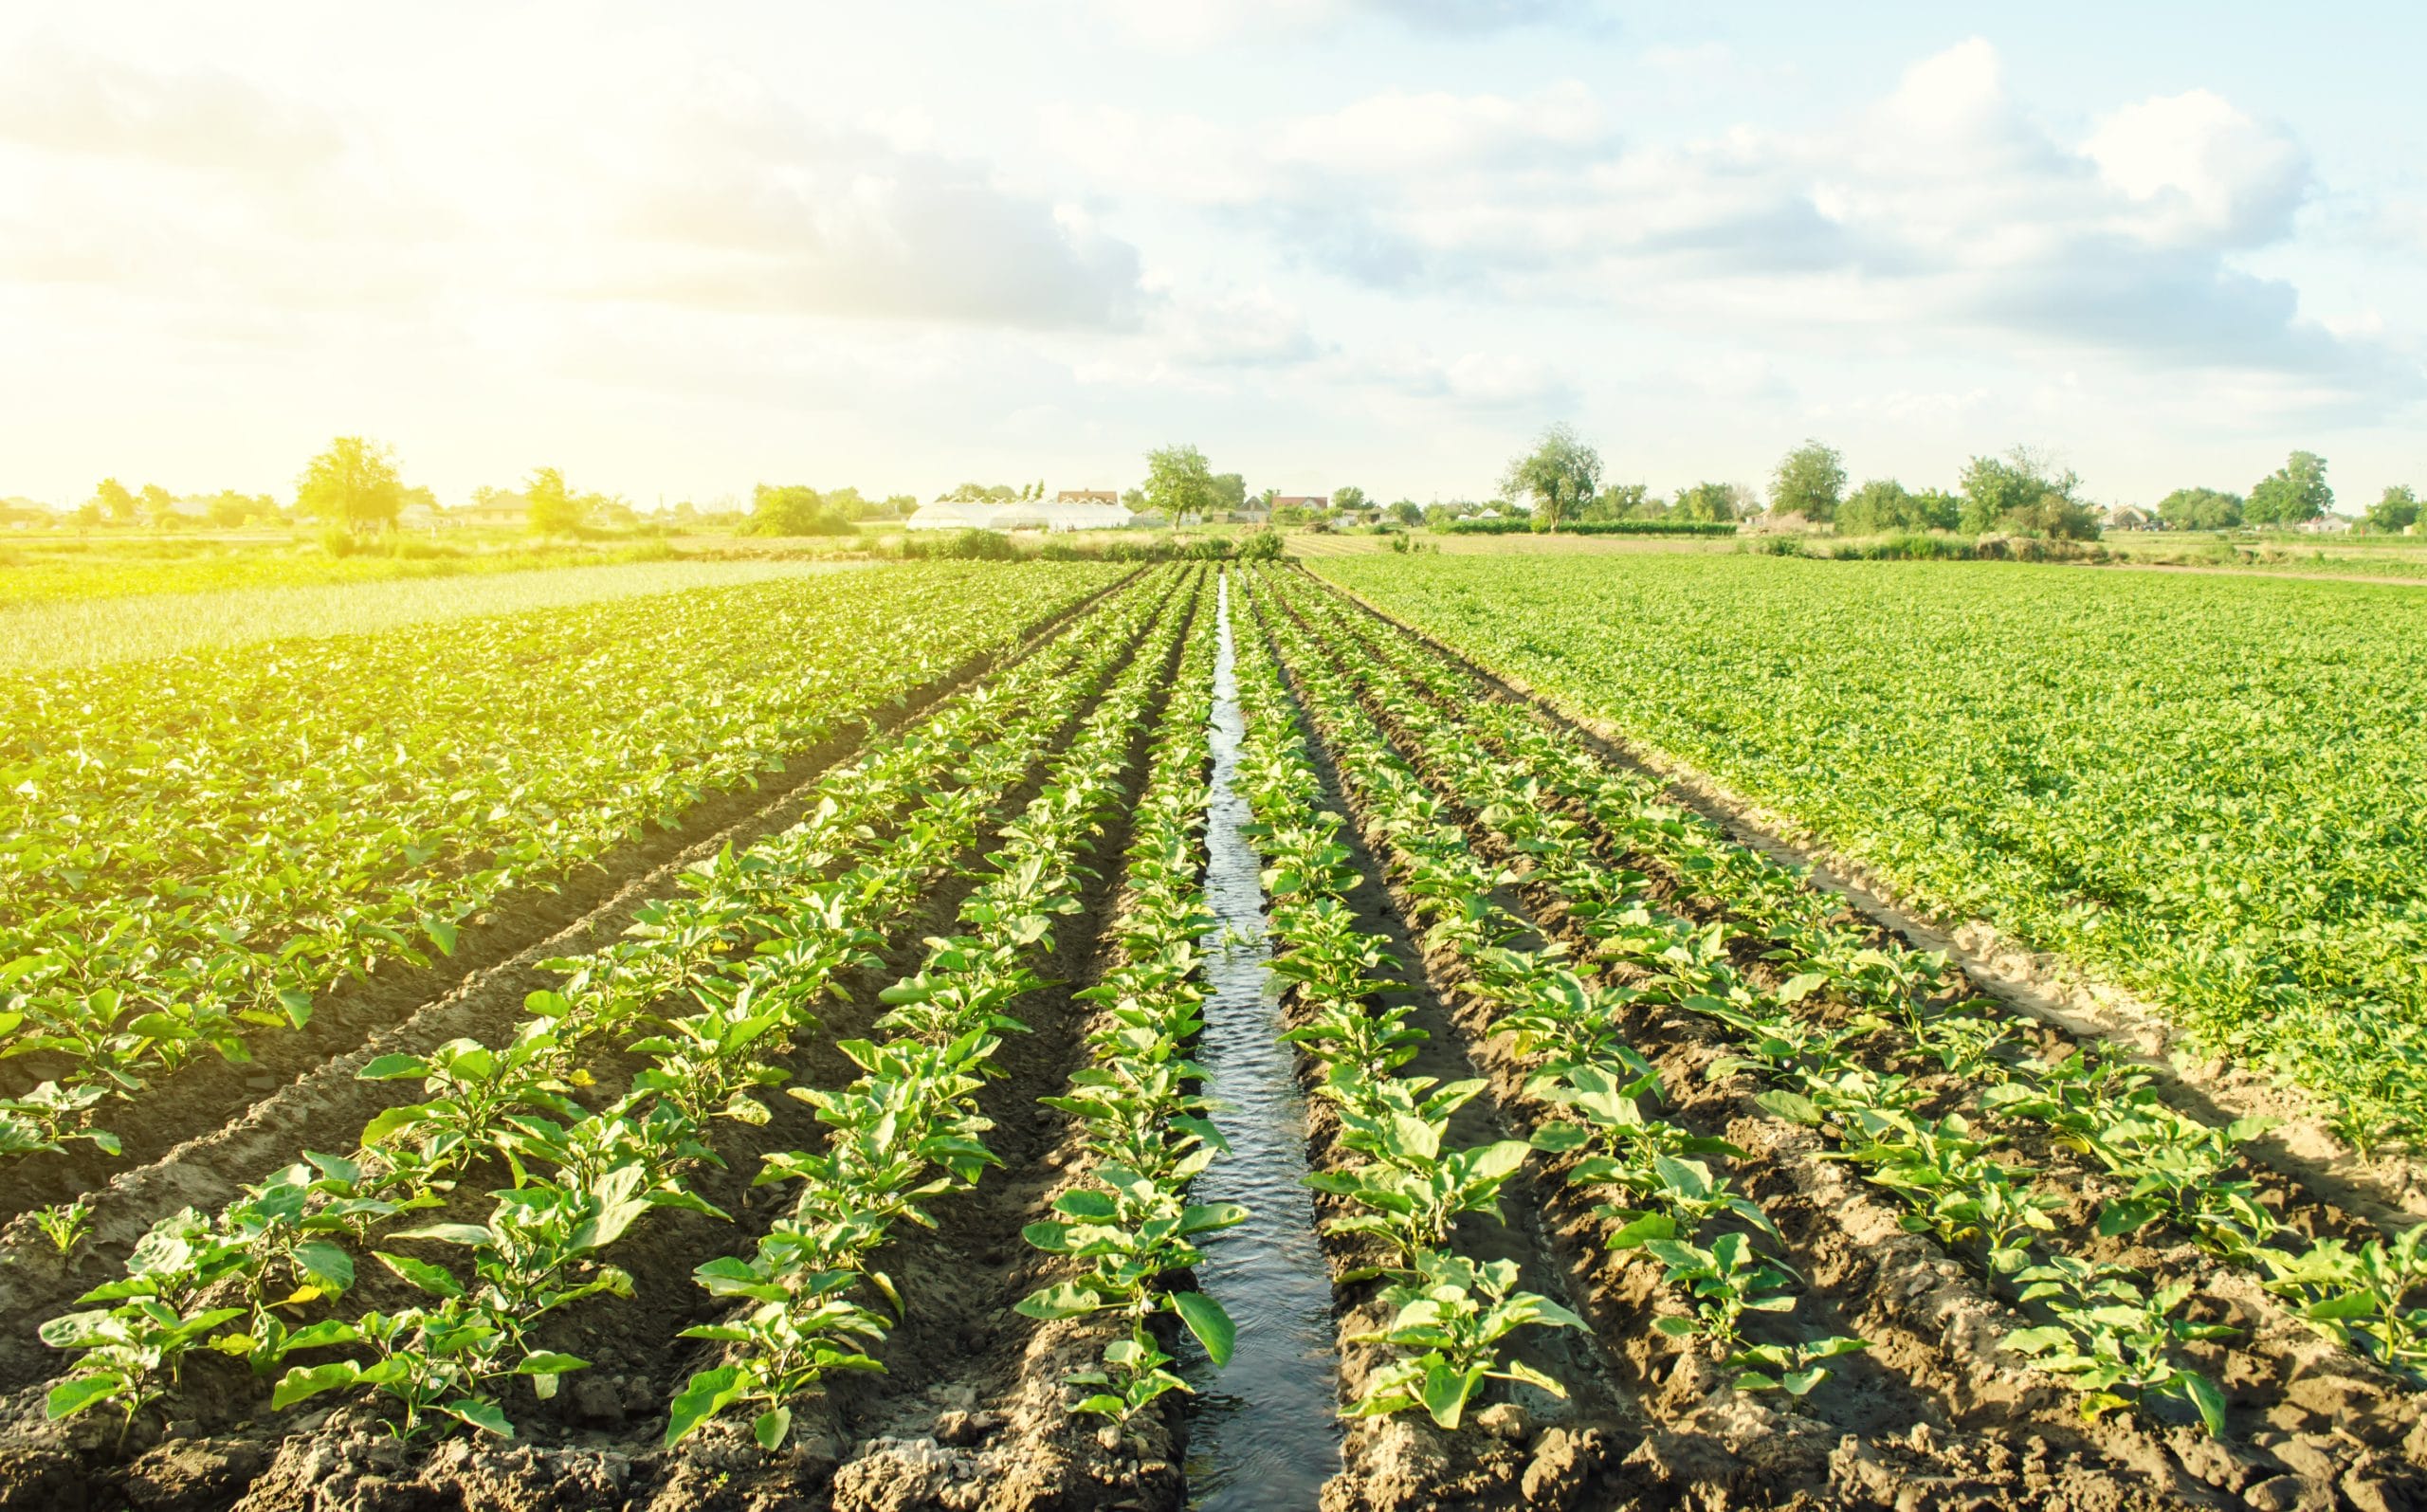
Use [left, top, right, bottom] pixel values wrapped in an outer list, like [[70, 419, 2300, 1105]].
[[1, 1, 2420, 510]]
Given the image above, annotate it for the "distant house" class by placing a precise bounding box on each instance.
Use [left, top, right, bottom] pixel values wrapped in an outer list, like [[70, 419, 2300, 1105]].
[[1271, 495, 1328, 512], [2298, 512, 2354, 535], [2104, 504, 2156, 531], [1474, 508, 1505, 520], [1053, 489, 1118, 506], [906, 500, 1009, 532], [460, 492, 531, 528], [398, 501, 446, 530]]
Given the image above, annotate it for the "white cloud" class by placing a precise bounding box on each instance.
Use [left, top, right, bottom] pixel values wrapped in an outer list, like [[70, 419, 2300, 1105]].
[[2084, 89, 2307, 248]]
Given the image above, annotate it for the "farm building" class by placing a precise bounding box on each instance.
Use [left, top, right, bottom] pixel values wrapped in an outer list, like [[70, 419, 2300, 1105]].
[[458, 493, 531, 528], [1271, 495, 1328, 511], [995, 499, 1137, 532], [905, 500, 1008, 532], [1054, 489, 1118, 506], [2298, 512, 2355, 535], [2103, 504, 2156, 530]]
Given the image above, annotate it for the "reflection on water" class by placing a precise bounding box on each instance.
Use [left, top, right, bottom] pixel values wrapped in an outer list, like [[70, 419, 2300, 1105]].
[[1184, 574, 1342, 1510]]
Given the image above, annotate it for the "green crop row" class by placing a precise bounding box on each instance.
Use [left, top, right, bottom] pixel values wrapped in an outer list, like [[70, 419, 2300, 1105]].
[[1272, 568, 2427, 1432], [1, 563, 1122, 1159], [1315, 553, 2427, 1151], [1229, 576, 1579, 1432], [36, 570, 1176, 1444]]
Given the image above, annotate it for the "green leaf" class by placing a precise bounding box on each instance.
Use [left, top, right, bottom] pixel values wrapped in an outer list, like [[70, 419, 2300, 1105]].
[[271, 1359, 363, 1410], [755, 1406, 792, 1450], [2180, 1371, 2227, 1438], [45, 1374, 122, 1419], [666, 1365, 744, 1447], [1754, 1090, 1822, 1126], [356, 1054, 429, 1082], [448, 1396, 514, 1437], [374, 1251, 464, 1299], [517, 1352, 590, 1376], [1170, 1291, 1235, 1368]]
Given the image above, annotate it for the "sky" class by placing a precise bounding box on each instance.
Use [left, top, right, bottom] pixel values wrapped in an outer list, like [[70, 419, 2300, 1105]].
[[2, 1, 2423, 511]]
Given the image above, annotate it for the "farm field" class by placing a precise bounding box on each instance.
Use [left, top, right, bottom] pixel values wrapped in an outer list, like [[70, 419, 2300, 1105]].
[[2, 558, 2425, 1512], [2, 558, 871, 670], [1315, 553, 2427, 1156]]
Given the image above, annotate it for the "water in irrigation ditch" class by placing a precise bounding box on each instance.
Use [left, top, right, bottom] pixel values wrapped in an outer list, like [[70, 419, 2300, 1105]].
[[1183, 574, 1343, 1509]]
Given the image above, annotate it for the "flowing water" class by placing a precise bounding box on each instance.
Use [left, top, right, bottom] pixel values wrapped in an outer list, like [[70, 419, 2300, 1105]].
[[1183, 574, 1343, 1509]]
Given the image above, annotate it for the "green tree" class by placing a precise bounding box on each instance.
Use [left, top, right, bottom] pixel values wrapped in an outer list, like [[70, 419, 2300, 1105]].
[[525, 467, 585, 535], [1671, 482, 1742, 523], [1333, 484, 1369, 512], [748, 483, 847, 536], [1212, 472, 1249, 513], [1143, 444, 1219, 521], [93, 477, 137, 523], [297, 436, 405, 536], [1583, 482, 1661, 521], [2157, 486, 2244, 531], [2247, 451, 2331, 526], [1500, 423, 1601, 531], [2364, 484, 2419, 534], [1960, 447, 2082, 536], [1770, 439, 1847, 522], [138, 483, 176, 526], [1387, 500, 1423, 527], [1835, 479, 1908, 535], [207, 490, 252, 528], [881, 493, 918, 519], [1908, 488, 1962, 532]]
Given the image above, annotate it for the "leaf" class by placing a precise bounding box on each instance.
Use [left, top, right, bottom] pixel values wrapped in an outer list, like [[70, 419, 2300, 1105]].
[[356, 1055, 430, 1083], [754, 1406, 792, 1450], [271, 1360, 363, 1410], [1754, 1090, 1822, 1126], [517, 1352, 590, 1376], [45, 1374, 122, 1420], [666, 1365, 743, 1447], [1170, 1291, 1235, 1368], [2180, 1371, 2227, 1438], [1419, 1357, 1481, 1430], [374, 1251, 464, 1299], [448, 1396, 515, 1437]]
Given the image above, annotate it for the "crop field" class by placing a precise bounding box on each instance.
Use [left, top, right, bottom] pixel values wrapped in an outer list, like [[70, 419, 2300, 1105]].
[[1316, 553, 2427, 1156], [2, 557, 2424, 1512]]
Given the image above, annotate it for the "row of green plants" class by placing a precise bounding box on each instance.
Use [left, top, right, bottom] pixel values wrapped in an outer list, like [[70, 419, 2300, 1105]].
[[1, 564, 1127, 1161], [35, 572, 1178, 1443], [1313, 554, 2427, 1151], [1242, 570, 1861, 1399], [663, 575, 1200, 1449], [1014, 595, 1245, 1428], [1228, 580, 1581, 1431], [1277, 570, 2425, 1431]]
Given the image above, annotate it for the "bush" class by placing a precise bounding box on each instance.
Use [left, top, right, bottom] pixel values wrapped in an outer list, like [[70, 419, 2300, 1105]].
[[903, 528, 1020, 561], [1439, 517, 1736, 537], [1235, 528, 1284, 560], [318, 525, 359, 558]]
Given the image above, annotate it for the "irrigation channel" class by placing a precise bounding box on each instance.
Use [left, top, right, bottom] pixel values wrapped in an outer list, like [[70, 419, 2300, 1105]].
[[1183, 574, 1344, 1508]]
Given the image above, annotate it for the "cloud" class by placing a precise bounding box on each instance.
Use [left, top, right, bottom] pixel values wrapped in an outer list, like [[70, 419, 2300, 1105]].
[[1362, 346, 1577, 410], [0, 43, 1147, 337], [1086, 39, 2403, 393], [1150, 281, 1323, 366], [1069, 0, 1602, 46]]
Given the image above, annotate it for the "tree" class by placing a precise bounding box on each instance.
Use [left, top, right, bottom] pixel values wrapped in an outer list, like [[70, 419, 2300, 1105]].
[[747, 483, 848, 536], [2157, 486, 2244, 531], [1770, 439, 1847, 522], [1500, 423, 1602, 531], [297, 436, 405, 536], [1835, 479, 1909, 536], [1333, 484, 1369, 512], [93, 477, 137, 523], [2247, 451, 2331, 526], [208, 490, 253, 528], [1960, 447, 2083, 536], [881, 493, 918, 519], [2365, 484, 2419, 534], [1583, 482, 1661, 521], [138, 483, 176, 526], [1211, 472, 1249, 514], [1142, 444, 1220, 522], [1671, 483, 1741, 523], [523, 467, 586, 535], [1387, 500, 1423, 527]]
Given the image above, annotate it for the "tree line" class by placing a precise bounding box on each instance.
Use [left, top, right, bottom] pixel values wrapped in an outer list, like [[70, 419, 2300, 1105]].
[[1496, 428, 2420, 537]]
